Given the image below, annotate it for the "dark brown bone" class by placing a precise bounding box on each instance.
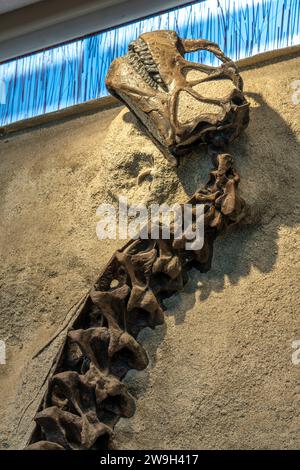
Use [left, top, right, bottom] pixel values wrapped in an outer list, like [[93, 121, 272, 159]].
[[27, 146, 246, 450], [32, 407, 83, 450], [26, 29, 249, 452], [26, 441, 65, 450], [106, 30, 249, 164], [46, 370, 112, 449]]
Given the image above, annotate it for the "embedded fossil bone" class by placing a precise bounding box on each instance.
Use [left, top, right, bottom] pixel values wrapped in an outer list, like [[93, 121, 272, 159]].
[[27, 440, 65, 450], [152, 239, 182, 280], [47, 370, 112, 449], [26, 145, 246, 450], [26, 31, 249, 451], [106, 30, 249, 164], [32, 407, 83, 450]]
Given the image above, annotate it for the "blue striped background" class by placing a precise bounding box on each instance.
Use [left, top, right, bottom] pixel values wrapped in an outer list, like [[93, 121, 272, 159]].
[[0, 0, 299, 126]]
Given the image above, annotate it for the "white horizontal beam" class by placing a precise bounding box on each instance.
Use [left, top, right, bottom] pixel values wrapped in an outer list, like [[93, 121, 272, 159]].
[[0, 0, 195, 62]]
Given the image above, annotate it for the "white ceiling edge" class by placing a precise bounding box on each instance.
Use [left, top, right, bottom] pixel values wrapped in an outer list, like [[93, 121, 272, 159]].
[[0, 0, 194, 62]]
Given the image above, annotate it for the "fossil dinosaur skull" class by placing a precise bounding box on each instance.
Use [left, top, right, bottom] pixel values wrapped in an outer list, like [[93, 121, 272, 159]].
[[106, 30, 249, 164]]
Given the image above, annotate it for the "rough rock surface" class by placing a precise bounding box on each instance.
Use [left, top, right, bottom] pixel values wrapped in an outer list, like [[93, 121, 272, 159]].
[[0, 55, 299, 449]]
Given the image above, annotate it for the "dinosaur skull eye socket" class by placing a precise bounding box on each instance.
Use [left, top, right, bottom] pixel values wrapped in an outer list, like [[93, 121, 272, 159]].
[[106, 30, 249, 165]]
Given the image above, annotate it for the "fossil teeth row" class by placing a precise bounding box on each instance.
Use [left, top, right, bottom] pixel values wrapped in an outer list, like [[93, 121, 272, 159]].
[[128, 38, 166, 90], [128, 51, 158, 89]]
